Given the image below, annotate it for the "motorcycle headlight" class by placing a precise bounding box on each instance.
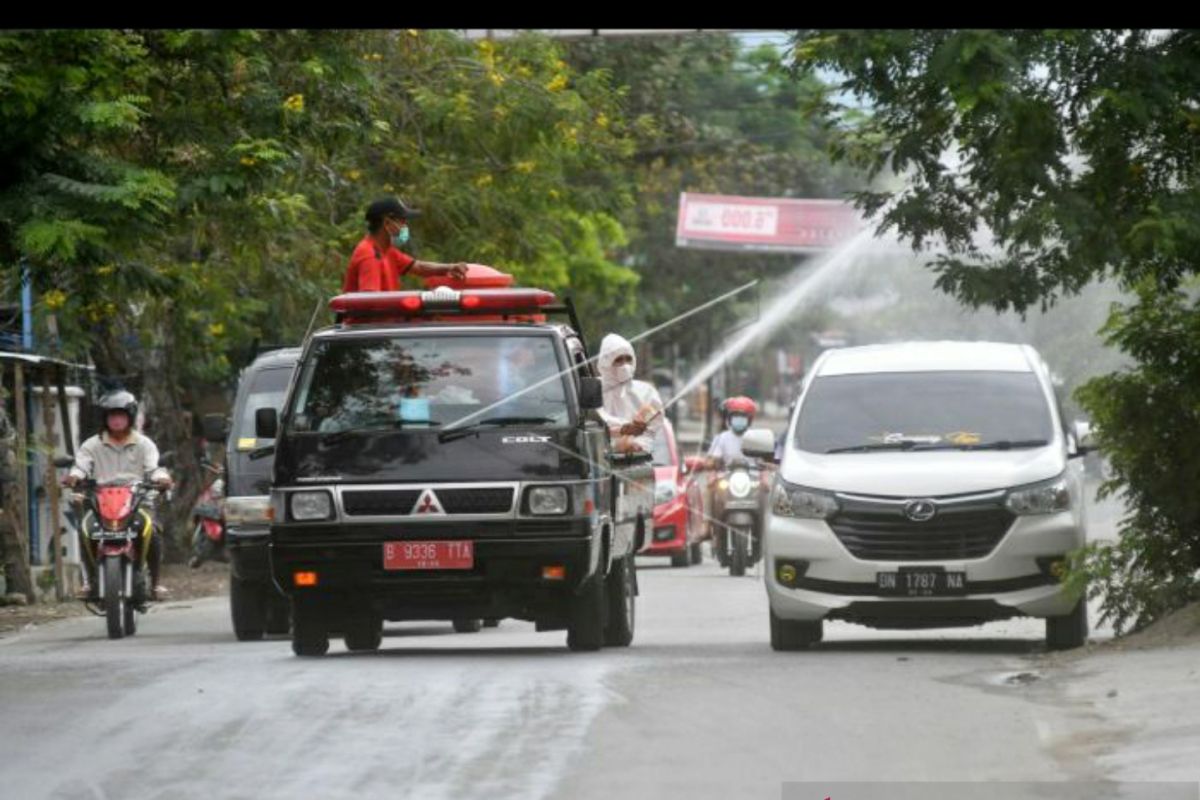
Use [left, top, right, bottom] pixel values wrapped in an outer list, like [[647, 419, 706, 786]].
[[528, 486, 569, 516], [728, 471, 754, 499], [290, 491, 334, 521], [655, 482, 677, 505], [1006, 475, 1071, 516], [224, 496, 272, 526], [771, 480, 839, 519]]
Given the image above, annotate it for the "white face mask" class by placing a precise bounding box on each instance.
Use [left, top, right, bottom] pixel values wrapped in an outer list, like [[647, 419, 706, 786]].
[[615, 364, 635, 383]]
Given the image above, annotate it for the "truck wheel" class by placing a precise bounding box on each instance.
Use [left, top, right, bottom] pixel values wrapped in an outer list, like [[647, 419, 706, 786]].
[[567, 577, 606, 652], [230, 576, 266, 642], [1046, 600, 1089, 650], [265, 596, 291, 635], [291, 598, 329, 657], [482, 618, 501, 628], [604, 553, 636, 647], [769, 609, 822, 651], [344, 614, 383, 652], [453, 618, 483, 633], [104, 558, 124, 640]]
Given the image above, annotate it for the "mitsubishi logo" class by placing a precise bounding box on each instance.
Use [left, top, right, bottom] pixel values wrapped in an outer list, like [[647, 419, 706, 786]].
[[412, 489, 445, 516], [903, 499, 937, 522]]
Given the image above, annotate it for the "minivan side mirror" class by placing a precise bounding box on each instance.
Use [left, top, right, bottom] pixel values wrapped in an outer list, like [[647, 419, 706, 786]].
[[256, 408, 279, 439], [741, 428, 778, 462], [579, 377, 604, 410], [1073, 420, 1096, 455], [202, 413, 230, 444]]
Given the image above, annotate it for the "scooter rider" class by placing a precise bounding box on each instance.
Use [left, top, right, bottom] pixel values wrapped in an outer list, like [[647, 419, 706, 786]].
[[63, 390, 174, 600], [708, 396, 758, 468]]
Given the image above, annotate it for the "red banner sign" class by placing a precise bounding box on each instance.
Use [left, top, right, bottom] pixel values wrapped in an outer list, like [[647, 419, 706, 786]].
[[676, 193, 862, 253]]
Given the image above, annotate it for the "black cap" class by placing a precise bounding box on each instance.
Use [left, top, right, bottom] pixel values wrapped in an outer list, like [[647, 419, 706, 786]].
[[365, 196, 421, 227]]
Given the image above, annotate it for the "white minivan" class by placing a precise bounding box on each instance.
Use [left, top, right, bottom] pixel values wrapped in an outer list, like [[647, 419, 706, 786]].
[[746, 341, 1092, 651]]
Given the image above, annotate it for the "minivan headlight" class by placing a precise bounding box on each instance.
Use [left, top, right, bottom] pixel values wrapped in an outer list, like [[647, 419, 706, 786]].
[[771, 480, 839, 519], [1006, 475, 1071, 516]]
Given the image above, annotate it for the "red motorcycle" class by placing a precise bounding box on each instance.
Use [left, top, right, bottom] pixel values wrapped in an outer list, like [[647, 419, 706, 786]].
[[188, 459, 226, 568], [67, 476, 165, 639]]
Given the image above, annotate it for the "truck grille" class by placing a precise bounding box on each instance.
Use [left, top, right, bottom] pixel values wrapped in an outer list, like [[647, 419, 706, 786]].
[[828, 494, 1014, 561], [340, 487, 515, 516]]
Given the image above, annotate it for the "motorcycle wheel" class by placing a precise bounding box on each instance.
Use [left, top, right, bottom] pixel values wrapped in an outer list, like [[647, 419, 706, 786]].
[[730, 529, 747, 577], [104, 558, 124, 640]]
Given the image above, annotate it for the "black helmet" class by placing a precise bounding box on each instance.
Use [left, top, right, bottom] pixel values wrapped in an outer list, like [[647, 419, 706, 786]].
[[98, 390, 138, 429]]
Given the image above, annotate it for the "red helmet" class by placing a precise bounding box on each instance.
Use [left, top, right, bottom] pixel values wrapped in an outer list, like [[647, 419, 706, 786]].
[[721, 396, 758, 417]]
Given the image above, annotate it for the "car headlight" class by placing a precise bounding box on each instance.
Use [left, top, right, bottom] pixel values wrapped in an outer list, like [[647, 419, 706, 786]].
[[728, 471, 754, 499], [528, 486, 569, 515], [290, 491, 333, 521], [655, 482, 677, 505], [224, 496, 272, 526], [1006, 475, 1071, 516], [771, 480, 839, 519]]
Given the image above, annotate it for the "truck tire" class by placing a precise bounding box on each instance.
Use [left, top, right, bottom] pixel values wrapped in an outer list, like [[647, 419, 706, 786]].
[[344, 614, 383, 652], [291, 598, 329, 657], [604, 552, 636, 647], [265, 596, 291, 635], [453, 618, 483, 633], [567, 577, 606, 652]]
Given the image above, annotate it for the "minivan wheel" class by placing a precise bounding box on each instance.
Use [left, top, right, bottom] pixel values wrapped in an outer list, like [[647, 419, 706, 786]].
[[770, 609, 822, 651], [231, 576, 266, 641], [1046, 600, 1089, 650]]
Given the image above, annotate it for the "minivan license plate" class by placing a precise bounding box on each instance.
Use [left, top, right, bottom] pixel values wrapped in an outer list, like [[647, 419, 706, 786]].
[[876, 569, 967, 597]]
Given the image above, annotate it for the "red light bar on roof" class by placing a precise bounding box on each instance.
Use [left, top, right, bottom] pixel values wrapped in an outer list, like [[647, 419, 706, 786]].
[[330, 288, 557, 319]]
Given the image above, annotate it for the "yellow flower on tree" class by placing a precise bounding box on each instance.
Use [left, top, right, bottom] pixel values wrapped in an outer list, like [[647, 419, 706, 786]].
[[475, 174, 494, 188], [209, 322, 226, 337], [43, 289, 67, 310], [546, 74, 568, 93], [283, 94, 305, 113]]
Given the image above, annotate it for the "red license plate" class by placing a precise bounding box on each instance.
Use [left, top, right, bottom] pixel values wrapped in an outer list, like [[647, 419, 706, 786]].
[[383, 540, 474, 571]]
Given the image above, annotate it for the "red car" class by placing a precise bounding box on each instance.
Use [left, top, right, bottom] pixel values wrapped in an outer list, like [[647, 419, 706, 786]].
[[645, 419, 706, 567]]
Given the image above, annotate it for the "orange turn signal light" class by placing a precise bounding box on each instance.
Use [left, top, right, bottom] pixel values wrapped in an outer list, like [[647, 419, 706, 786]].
[[294, 570, 319, 587], [542, 565, 566, 581]]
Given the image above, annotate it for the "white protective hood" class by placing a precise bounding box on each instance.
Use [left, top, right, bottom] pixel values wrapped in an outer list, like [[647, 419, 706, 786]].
[[597, 334, 664, 453]]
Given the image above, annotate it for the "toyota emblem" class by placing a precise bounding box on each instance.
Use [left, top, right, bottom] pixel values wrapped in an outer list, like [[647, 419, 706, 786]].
[[904, 499, 937, 522]]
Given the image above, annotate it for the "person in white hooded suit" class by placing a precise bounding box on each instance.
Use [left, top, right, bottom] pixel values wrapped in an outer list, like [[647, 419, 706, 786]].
[[596, 333, 665, 454]]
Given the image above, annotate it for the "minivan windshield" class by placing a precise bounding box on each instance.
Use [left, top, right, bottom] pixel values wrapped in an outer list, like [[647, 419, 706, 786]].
[[794, 371, 1055, 454]]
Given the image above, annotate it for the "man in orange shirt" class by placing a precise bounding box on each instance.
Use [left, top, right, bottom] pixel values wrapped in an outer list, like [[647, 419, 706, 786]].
[[343, 197, 468, 292]]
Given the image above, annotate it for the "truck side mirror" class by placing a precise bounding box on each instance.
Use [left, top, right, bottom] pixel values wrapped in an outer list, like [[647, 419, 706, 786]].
[[202, 413, 230, 443], [256, 408, 279, 439], [1073, 419, 1097, 455], [741, 428, 778, 462], [579, 377, 603, 410]]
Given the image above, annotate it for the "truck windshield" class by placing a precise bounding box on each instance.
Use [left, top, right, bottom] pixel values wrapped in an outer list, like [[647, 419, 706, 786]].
[[287, 334, 571, 434]]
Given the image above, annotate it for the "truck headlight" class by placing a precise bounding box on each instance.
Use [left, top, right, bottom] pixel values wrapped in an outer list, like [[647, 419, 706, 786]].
[[1006, 475, 1071, 516], [655, 482, 677, 505], [528, 486, 569, 515], [772, 480, 838, 519], [290, 491, 334, 521], [224, 496, 272, 526]]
